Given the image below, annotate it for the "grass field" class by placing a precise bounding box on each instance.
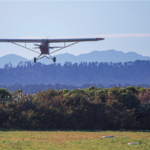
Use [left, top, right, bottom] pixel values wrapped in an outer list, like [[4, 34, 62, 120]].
[[0, 130, 150, 150]]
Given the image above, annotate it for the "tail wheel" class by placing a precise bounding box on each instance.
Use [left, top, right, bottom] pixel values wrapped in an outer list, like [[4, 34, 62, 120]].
[[34, 57, 36, 63], [53, 57, 56, 62]]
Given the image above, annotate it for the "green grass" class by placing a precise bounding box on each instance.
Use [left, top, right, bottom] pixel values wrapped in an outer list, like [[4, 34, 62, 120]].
[[0, 130, 149, 149]]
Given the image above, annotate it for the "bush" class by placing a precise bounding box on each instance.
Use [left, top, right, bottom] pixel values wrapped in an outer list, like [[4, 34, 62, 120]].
[[0, 86, 150, 130]]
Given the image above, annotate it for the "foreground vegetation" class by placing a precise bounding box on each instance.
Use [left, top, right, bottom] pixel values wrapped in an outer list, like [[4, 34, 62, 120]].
[[0, 86, 150, 130], [0, 130, 149, 149]]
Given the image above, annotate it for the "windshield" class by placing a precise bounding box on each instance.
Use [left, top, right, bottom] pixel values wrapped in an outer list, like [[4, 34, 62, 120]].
[[41, 40, 48, 44]]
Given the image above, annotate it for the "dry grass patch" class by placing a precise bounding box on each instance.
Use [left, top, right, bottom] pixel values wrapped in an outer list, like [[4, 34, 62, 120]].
[[0, 131, 106, 142], [0, 130, 149, 150]]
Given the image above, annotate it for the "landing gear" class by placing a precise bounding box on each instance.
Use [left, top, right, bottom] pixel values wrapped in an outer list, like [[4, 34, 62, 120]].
[[53, 57, 56, 62], [34, 57, 36, 63], [33, 55, 56, 63]]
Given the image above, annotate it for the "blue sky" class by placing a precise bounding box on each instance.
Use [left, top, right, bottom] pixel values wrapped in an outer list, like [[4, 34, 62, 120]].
[[0, 1, 150, 59]]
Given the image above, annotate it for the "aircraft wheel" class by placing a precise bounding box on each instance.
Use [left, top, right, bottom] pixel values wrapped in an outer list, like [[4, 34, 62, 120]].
[[34, 57, 36, 63], [53, 57, 56, 62]]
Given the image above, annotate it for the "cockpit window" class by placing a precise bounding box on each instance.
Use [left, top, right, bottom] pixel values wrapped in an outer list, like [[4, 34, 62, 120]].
[[41, 40, 49, 44]]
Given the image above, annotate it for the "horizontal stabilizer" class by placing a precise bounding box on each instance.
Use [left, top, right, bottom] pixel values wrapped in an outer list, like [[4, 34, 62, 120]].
[[33, 47, 39, 49], [34, 44, 40, 46], [49, 46, 62, 49]]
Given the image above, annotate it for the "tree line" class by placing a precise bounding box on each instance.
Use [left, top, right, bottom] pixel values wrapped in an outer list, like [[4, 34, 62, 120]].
[[0, 86, 150, 130], [1, 60, 150, 86], [0, 83, 150, 94]]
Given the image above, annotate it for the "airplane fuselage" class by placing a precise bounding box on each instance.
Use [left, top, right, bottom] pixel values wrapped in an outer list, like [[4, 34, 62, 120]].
[[40, 44, 49, 54], [40, 40, 49, 54]]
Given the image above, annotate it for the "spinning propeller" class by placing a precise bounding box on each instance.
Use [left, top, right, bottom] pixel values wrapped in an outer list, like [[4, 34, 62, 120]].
[[33, 44, 62, 49]]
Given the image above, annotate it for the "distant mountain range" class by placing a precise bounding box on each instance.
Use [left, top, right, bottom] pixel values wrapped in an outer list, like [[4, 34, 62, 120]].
[[1, 49, 150, 68], [0, 54, 28, 68]]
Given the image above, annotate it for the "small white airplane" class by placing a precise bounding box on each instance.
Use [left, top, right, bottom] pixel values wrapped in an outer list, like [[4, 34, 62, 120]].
[[0, 37, 104, 62]]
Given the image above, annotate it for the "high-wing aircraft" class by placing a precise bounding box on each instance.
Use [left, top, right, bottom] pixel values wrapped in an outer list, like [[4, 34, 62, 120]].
[[0, 38, 104, 62]]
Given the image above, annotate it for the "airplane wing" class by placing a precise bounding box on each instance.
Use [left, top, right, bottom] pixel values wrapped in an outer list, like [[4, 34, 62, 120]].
[[47, 38, 104, 43], [0, 38, 104, 43], [0, 39, 41, 43]]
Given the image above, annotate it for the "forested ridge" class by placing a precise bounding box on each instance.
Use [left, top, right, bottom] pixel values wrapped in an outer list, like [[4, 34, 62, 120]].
[[1, 60, 150, 86], [0, 86, 150, 130], [0, 83, 150, 94]]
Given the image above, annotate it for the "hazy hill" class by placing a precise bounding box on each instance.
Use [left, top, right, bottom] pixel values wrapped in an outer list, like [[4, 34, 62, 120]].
[[0, 54, 28, 68], [1, 49, 150, 67], [48, 50, 150, 65]]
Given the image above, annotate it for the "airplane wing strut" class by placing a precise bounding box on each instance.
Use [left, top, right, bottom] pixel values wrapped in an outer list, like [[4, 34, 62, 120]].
[[50, 42, 79, 55], [11, 42, 40, 54]]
